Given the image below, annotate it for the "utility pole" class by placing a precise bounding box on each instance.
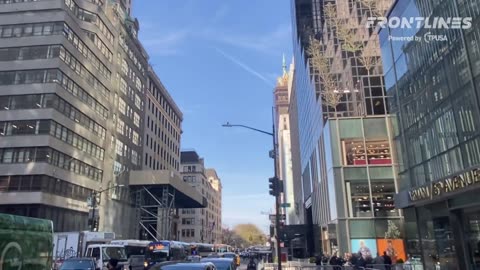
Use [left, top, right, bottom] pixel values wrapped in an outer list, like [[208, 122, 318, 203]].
[[222, 109, 283, 270], [271, 110, 282, 270]]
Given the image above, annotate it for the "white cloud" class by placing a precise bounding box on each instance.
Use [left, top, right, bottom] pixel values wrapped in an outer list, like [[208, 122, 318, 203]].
[[141, 29, 190, 56], [213, 47, 274, 87], [202, 24, 292, 55]]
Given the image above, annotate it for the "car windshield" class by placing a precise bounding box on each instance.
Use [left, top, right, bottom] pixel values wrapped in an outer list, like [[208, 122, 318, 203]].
[[148, 251, 168, 262], [102, 247, 128, 262], [60, 260, 94, 269], [222, 254, 235, 258]]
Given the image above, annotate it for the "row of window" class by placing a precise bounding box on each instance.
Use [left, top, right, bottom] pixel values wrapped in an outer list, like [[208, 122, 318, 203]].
[[181, 209, 196, 215], [118, 98, 141, 127], [144, 153, 167, 170], [0, 174, 94, 202], [148, 81, 181, 127], [50, 121, 105, 160], [59, 46, 109, 97], [0, 119, 105, 160], [65, 0, 114, 44], [116, 119, 140, 146], [146, 117, 179, 156], [119, 57, 144, 93], [119, 34, 146, 76], [182, 218, 195, 225], [181, 229, 195, 238], [119, 76, 143, 111], [0, 204, 88, 232], [183, 176, 197, 183], [0, 21, 111, 82], [0, 147, 102, 181], [144, 137, 179, 171], [0, 44, 58, 62], [53, 69, 108, 118], [0, 0, 45, 3], [61, 22, 111, 78], [115, 138, 140, 166], [0, 92, 106, 139], [148, 98, 180, 141], [85, 31, 113, 63]]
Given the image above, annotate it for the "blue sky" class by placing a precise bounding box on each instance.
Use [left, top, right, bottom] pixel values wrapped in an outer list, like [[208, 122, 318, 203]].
[[132, 0, 292, 232]]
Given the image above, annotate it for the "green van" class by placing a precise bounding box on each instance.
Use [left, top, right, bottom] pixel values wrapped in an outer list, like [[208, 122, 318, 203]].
[[0, 213, 54, 270]]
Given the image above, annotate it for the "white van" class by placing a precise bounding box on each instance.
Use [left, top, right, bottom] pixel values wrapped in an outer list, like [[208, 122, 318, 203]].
[[85, 244, 129, 270]]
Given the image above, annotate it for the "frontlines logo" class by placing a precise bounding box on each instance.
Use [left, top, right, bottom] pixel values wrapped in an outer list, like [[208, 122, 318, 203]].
[[366, 17, 472, 29]]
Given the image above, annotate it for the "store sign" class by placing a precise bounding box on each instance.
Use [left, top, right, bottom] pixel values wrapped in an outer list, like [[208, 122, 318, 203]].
[[409, 167, 480, 202]]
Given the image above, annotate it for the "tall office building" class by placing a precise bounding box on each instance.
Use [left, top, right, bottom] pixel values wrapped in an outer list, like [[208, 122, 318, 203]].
[[0, 0, 145, 237], [0, 0, 196, 239], [178, 151, 222, 244], [381, 0, 480, 269], [274, 57, 297, 225], [143, 67, 182, 172], [289, 0, 401, 256]]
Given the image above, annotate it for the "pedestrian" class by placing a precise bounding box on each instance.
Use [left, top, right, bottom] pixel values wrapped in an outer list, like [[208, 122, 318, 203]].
[[374, 253, 385, 270], [315, 253, 322, 265], [329, 252, 339, 265], [355, 252, 367, 270], [107, 258, 120, 270], [247, 257, 257, 270], [382, 251, 392, 270]]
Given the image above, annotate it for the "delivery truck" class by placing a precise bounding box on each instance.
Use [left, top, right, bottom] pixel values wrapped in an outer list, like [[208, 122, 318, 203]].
[[53, 231, 114, 268]]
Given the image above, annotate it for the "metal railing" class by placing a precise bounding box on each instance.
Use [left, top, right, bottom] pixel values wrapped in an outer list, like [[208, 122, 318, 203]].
[[263, 264, 423, 270]]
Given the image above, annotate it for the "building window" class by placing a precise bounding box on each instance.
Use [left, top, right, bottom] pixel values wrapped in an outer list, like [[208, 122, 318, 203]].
[[342, 140, 391, 166], [182, 218, 195, 225], [346, 180, 371, 217]]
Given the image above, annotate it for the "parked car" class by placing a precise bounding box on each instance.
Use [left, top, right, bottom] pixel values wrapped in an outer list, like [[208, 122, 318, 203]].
[[201, 257, 236, 270], [59, 257, 98, 270]]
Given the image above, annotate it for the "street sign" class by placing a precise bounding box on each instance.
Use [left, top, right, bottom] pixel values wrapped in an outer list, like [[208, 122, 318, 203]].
[[280, 203, 291, 208], [269, 214, 286, 221]]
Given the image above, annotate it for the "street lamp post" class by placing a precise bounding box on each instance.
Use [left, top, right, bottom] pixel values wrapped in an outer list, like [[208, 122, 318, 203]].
[[222, 117, 283, 270], [89, 184, 125, 231]]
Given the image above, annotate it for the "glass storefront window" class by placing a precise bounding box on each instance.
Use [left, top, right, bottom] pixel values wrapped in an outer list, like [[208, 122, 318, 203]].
[[346, 180, 371, 217], [418, 204, 457, 270], [342, 139, 392, 166], [370, 179, 397, 217]]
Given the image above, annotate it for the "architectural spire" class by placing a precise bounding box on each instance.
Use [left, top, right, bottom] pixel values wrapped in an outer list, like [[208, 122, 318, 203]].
[[282, 53, 287, 76]]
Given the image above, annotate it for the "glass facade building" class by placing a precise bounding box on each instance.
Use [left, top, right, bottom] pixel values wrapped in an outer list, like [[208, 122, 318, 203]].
[[317, 116, 402, 256], [289, 0, 402, 258], [381, 0, 480, 269]]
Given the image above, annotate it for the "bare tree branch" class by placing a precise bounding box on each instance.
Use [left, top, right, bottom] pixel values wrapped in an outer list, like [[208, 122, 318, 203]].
[[307, 37, 342, 109]]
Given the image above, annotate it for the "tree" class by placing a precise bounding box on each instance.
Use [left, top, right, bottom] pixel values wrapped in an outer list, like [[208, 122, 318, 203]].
[[307, 37, 342, 110], [358, 0, 392, 17], [221, 226, 246, 247], [233, 224, 267, 246], [385, 220, 401, 239], [324, 2, 363, 53]]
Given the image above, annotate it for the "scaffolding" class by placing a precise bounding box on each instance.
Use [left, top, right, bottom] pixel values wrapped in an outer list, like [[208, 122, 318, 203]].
[[129, 170, 205, 241], [132, 186, 177, 241]]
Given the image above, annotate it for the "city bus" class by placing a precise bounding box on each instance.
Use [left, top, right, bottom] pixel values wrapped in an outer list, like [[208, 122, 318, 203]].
[[190, 243, 214, 257], [144, 241, 187, 269], [0, 213, 54, 270], [110, 239, 150, 258], [214, 244, 233, 253]]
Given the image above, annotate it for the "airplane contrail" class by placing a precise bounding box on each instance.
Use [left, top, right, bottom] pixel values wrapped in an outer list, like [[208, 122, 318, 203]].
[[213, 47, 274, 87]]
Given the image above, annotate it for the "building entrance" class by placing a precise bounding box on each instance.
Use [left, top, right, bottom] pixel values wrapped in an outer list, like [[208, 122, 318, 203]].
[[463, 208, 480, 270]]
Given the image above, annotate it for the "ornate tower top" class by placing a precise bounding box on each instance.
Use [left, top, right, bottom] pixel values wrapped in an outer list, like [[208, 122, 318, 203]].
[[277, 54, 289, 87]]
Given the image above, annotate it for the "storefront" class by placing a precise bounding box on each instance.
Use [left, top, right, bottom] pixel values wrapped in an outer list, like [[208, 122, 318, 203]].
[[396, 166, 480, 270]]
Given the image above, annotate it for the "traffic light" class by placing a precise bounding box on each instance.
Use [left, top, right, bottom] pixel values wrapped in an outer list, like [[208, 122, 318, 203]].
[[269, 177, 278, 196]]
